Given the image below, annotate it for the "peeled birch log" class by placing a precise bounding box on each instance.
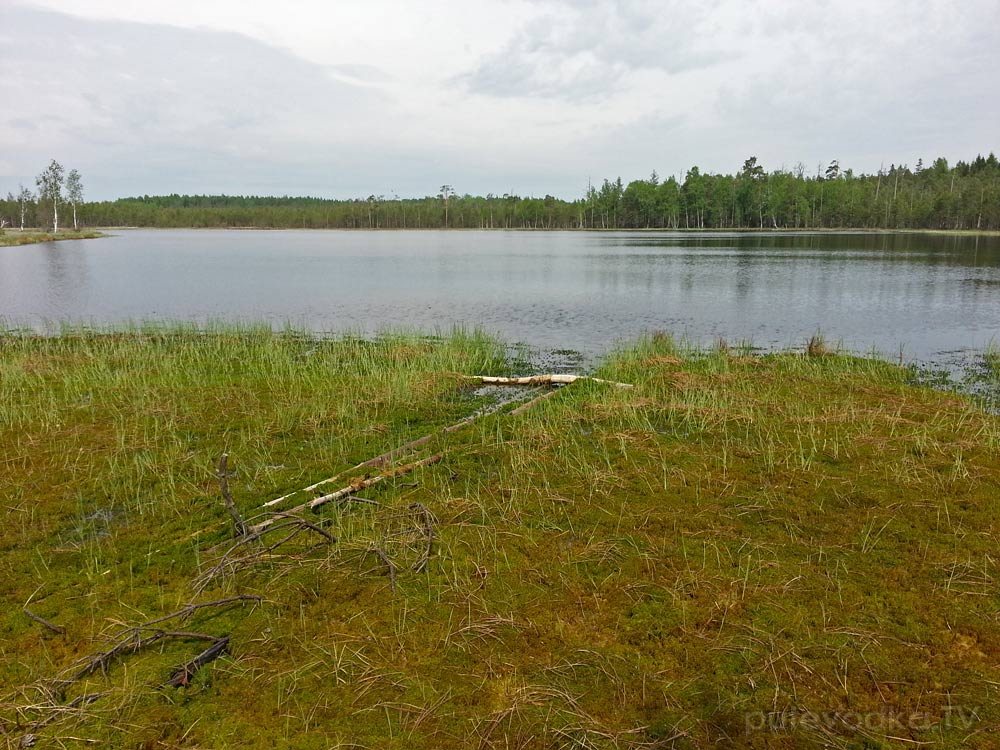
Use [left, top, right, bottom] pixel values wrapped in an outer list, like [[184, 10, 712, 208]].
[[261, 387, 539, 510], [250, 454, 442, 534], [467, 374, 633, 389]]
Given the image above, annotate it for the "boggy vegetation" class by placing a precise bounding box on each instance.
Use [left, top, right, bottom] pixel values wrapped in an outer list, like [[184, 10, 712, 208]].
[[1, 326, 998, 748], [0, 229, 103, 247]]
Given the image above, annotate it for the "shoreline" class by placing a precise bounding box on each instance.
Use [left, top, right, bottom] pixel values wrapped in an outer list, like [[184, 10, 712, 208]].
[[0, 229, 105, 247], [83, 225, 1000, 236]]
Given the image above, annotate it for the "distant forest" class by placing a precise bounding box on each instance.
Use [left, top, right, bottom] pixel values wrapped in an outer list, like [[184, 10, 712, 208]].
[[4, 154, 999, 231]]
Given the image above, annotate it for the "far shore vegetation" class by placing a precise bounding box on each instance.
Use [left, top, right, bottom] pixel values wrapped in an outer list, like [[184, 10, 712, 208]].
[[1, 325, 998, 748], [0, 228, 103, 247], [4, 152, 999, 232]]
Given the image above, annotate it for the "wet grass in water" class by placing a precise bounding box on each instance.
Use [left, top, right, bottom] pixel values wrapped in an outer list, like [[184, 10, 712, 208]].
[[0, 229, 104, 247], [1, 327, 998, 748]]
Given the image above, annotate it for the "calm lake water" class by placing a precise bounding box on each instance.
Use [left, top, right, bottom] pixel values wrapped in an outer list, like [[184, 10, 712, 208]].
[[2, 229, 999, 369]]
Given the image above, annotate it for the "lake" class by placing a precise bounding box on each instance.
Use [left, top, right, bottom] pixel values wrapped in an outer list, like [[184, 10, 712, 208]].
[[2, 229, 999, 370]]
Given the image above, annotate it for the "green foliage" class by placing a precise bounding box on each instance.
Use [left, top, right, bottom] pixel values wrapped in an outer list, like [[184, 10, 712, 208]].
[[6, 152, 996, 231]]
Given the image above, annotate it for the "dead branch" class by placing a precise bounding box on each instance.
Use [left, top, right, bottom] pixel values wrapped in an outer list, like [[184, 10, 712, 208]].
[[218, 453, 248, 538], [466, 374, 633, 389], [164, 636, 230, 687], [22, 609, 64, 635], [49, 596, 259, 686], [365, 546, 398, 592], [249, 454, 443, 534], [268, 512, 336, 542], [60, 631, 221, 686], [193, 518, 334, 592], [408, 502, 436, 573], [139, 595, 262, 629]]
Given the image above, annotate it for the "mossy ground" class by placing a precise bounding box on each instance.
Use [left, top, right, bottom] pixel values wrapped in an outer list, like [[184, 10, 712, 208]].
[[0, 229, 103, 247], [1, 328, 998, 749]]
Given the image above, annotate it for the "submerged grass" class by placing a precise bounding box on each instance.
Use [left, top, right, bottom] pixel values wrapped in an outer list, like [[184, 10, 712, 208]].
[[1, 327, 998, 748], [985, 343, 1000, 380]]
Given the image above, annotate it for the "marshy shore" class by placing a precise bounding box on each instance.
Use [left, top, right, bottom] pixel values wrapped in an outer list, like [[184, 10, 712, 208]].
[[0, 229, 104, 247], [1, 326, 998, 748]]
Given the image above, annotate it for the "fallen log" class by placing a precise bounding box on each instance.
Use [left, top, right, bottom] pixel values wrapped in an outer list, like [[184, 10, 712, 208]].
[[260, 394, 522, 510], [466, 374, 633, 389], [165, 636, 230, 687], [249, 454, 443, 534]]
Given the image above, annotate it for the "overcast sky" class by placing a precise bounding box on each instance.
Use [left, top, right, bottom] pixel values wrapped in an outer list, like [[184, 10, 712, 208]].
[[2, 0, 998, 200]]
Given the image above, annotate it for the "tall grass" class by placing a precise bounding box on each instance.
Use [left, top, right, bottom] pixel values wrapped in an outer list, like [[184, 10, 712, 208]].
[[1, 327, 998, 748]]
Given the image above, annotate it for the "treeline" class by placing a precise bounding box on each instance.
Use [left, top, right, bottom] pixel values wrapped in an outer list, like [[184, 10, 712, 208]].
[[3, 154, 999, 231]]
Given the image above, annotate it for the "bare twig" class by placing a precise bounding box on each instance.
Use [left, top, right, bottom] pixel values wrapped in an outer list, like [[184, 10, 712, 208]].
[[218, 454, 248, 538], [365, 546, 398, 592], [139, 595, 262, 629], [408, 502, 436, 572], [22, 609, 65, 635], [60, 631, 221, 685], [193, 518, 335, 592]]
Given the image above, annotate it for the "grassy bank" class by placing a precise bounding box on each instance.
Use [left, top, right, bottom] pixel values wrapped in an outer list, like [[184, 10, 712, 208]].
[[0, 229, 104, 247], [1, 328, 998, 748]]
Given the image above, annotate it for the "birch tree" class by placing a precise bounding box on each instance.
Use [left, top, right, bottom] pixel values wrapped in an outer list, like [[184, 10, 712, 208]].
[[36, 159, 65, 232], [438, 185, 454, 227], [16, 185, 34, 230], [65, 169, 83, 230]]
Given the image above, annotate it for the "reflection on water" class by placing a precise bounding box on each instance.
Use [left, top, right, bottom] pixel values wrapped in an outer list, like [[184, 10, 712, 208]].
[[1, 230, 999, 367]]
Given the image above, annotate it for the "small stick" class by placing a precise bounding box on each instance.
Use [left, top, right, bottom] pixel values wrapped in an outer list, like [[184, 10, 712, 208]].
[[409, 502, 436, 572], [218, 454, 247, 538], [268, 513, 337, 542], [23, 609, 65, 635], [365, 546, 397, 592], [140, 595, 262, 629]]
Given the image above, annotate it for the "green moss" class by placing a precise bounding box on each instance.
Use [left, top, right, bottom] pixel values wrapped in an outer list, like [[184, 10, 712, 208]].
[[1, 327, 998, 748]]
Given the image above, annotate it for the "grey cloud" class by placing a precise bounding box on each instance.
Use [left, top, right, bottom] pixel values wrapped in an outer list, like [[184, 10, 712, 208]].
[[459, 0, 732, 100], [710, 0, 1000, 171], [0, 6, 389, 197]]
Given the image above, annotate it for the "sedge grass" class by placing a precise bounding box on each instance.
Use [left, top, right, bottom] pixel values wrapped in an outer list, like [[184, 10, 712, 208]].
[[1, 326, 998, 748]]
